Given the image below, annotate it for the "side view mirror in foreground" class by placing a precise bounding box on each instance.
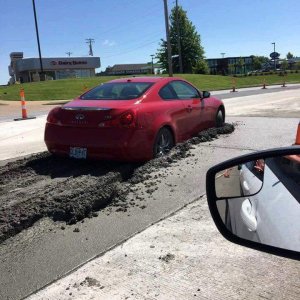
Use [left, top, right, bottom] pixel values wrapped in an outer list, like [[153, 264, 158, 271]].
[[206, 146, 300, 260]]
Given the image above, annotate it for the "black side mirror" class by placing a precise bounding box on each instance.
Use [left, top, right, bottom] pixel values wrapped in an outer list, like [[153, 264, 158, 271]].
[[202, 91, 210, 98], [206, 146, 300, 260]]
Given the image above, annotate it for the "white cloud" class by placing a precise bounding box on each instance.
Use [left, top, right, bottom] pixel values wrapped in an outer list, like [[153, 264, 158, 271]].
[[102, 40, 116, 47]]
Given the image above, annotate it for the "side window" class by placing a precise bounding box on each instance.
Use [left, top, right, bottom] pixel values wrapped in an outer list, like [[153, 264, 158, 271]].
[[159, 84, 177, 100], [170, 81, 200, 99]]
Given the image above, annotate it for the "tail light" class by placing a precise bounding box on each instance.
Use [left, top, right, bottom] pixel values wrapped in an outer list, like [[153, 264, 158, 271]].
[[120, 112, 135, 126], [47, 107, 61, 125], [98, 110, 137, 128]]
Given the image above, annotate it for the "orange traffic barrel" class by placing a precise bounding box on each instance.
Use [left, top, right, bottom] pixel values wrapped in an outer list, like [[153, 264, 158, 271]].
[[295, 122, 300, 145]]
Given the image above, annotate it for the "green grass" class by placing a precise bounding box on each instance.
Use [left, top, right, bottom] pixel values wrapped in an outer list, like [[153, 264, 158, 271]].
[[0, 73, 299, 101]]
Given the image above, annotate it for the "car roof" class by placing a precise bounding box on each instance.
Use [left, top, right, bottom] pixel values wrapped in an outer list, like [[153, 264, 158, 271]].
[[107, 76, 184, 83]]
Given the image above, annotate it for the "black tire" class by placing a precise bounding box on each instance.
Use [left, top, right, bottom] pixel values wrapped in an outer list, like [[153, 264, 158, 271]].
[[153, 127, 175, 158], [215, 108, 224, 128]]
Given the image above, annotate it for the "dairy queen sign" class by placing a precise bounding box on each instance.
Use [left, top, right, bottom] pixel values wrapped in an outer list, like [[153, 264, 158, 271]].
[[51, 60, 88, 66]]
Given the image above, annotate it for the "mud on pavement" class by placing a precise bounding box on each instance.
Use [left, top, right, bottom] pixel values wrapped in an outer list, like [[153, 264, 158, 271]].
[[0, 124, 234, 243]]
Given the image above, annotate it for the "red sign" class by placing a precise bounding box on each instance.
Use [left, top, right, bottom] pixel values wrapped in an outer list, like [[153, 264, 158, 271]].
[[50, 60, 88, 66]]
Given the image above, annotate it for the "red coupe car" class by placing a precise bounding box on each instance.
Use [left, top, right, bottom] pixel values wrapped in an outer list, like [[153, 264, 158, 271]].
[[45, 77, 225, 162]]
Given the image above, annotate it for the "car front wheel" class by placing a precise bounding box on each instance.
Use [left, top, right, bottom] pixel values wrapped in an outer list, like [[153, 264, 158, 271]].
[[153, 127, 174, 158]]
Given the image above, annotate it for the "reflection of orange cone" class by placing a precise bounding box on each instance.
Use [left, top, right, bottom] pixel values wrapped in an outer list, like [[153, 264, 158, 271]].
[[296, 122, 300, 145], [14, 88, 36, 121]]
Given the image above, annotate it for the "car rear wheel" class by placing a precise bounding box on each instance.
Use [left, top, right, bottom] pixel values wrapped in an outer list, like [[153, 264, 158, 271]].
[[153, 127, 174, 158], [215, 108, 225, 128]]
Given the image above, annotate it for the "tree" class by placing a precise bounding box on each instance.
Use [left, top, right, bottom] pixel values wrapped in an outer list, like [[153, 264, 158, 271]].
[[228, 64, 235, 75], [236, 57, 245, 74], [251, 55, 269, 70], [281, 59, 289, 71], [192, 59, 209, 74], [286, 52, 294, 59], [156, 5, 205, 73]]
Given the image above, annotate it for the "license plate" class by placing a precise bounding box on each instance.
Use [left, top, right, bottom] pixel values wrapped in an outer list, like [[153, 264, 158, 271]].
[[69, 147, 87, 159]]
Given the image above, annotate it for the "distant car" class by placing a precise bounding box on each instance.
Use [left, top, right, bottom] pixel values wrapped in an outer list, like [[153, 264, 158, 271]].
[[44, 77, 225, 162]]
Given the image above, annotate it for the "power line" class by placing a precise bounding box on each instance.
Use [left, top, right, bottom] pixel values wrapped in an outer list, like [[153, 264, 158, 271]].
[[100, 34, 162, 54], [102, 39, 160, 59], [86, 38, 95, 56]]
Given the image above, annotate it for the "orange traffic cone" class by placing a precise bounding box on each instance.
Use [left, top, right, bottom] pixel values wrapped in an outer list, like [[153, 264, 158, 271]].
[[230, 77, 237, 92], [14, 88, 36, 121], [20, 88, 27, 119], [295, 122, 300, 145]]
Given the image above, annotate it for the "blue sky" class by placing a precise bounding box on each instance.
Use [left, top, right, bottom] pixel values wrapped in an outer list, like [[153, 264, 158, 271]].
[[1, 0, 299, 84]]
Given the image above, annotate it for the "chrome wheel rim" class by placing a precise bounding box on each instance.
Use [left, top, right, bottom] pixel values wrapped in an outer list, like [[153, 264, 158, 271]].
[[156, 131, 172, 157]]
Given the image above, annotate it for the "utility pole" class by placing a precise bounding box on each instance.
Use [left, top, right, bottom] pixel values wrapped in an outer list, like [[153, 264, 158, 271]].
[[150, 54, 155, 74], [66, 52, 72, 57], [272, 42, 276, 70], [32, 0, 44, 80], [163, 0, 173, 77], [86, 38, 95, 56], [221, 52, 226, 58], [175, 0, 183, 73]]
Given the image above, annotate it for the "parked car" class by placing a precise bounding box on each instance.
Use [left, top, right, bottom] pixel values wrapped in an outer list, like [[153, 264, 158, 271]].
[[45, 77, 225, 162], [226, 156, 300, 251]]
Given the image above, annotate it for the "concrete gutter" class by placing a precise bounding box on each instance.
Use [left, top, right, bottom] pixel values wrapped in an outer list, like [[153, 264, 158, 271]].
[[27, 196, 300, 300]]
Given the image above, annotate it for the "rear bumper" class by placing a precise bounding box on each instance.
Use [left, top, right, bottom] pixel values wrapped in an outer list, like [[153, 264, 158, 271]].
[[44, 123, 154, 162]]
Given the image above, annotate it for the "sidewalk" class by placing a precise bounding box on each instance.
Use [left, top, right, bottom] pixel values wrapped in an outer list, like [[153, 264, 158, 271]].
[[0, 99, 69, 123], [27, 197, 299, 300]]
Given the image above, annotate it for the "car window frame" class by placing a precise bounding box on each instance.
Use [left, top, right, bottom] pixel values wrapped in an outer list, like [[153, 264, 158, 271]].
[[169, 80, 201, 100], [158, 83, 179, 100]]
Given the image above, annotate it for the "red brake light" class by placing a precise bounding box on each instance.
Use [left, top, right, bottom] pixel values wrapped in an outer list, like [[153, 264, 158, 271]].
[[120, 112, 134, 126], [99, 111, 136, 128], [47, 107, 61, 124]]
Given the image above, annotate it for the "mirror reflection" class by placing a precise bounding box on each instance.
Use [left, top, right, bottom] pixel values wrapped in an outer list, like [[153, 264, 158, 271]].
[[215, 159, 264, 198], [215, 155, 300, 252]]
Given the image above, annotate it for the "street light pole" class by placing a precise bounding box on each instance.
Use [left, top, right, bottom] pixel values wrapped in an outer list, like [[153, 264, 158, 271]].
[[272, 42, 276, 70], [163, 0, 173, 77], [150, 54, 155, 74], [175, 0, 183, 73], [32, 0, 44, 80]]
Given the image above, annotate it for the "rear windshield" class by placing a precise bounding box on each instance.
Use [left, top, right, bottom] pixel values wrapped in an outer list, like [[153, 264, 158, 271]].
[[80, 82, 153, 100]]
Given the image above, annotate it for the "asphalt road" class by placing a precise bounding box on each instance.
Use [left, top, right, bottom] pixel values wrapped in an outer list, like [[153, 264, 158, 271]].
[[0, 87, 299, 300]]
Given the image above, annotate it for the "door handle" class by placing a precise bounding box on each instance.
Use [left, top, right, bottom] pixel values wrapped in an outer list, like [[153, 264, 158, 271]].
[[186, 105, 193, 113], [242, 181, 250, 192], [240, 198, 257, 231]]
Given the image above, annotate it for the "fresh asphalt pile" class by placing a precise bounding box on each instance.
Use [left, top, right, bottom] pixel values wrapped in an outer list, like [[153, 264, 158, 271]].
[[0, 124, 234, 243]]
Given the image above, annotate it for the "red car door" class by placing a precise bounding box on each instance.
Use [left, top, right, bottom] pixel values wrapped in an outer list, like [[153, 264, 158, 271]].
[[170, 80, 209, 136]]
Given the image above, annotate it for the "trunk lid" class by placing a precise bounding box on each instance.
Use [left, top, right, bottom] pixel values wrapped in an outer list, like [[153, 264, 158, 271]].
[[59, 98, 138, 128]]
